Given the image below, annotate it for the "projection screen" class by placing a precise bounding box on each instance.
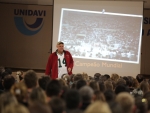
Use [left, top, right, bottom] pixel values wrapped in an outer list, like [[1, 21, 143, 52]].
[[53, 0, 143, 77]]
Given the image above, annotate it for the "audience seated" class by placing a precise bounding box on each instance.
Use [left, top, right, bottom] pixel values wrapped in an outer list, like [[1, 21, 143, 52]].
[[1, 67, 150, 113]]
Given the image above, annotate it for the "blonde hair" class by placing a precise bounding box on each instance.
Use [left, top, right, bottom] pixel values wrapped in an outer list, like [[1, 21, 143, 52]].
[[82, 72, 89, 81], [10, 82, 28, 103], [0, 92, 18, 113], [116, 92, 134, 113], [85, 101, 111, 113], [57, 41, 64, 45], [4, 104, 29, 113], [111, 73, 119, 82]]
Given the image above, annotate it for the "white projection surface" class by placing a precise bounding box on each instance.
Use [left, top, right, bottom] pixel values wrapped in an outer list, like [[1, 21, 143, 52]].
[[53, 0, 143, 77]]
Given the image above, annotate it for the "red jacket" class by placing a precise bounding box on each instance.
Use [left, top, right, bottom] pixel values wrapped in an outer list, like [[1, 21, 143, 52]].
[[45, 50, 74, 79]]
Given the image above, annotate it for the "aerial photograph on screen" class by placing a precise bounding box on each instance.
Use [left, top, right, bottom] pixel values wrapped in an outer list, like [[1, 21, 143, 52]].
[[58, 8, 142, 63]]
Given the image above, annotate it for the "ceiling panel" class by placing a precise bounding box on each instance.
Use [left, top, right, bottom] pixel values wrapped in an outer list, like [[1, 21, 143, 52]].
[[0, 0, 149, 8]]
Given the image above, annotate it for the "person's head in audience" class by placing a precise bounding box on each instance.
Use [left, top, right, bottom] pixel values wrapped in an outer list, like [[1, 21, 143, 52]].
[[111, 81, 117, 90], [29, 87, 47, 106], [116, 78, 126, 86], [135, 96, 148, 113], [49, 97, 66, 113], [98, 81, 106, 93], [103, 74, 110, 80], [132, 78, 139, 89], [104, 80, 113, 91], [88, 76, 93, 80], [111, 73, 119, 82], [29, 102, 52, 113], [0, 71, 10, 90], [93, 90, 105, 102], [109, 101, 123, 113], [0, 66, 5, 75], [82, 72, 89, 81], [116, 92, 135, 113], [143, 91, 150, 99], [123, 76, 131, 87], [46, 80, 62, 99], [70, 74, 75, 83], [115, 85, 130, 95], [5, 68, 12, 75], [94, 73, 101, 81], [65, 89, 81, 110], [136, 74, 144, 83], [143, 91, 150, 110], [10, 82, 28, 106], [4, 104, 30, 113], [140, 80, 150, 95], [38, 75, 51, 91], [74, 73, 83, 82], [0, 71, 10, 91], [58, 78, 69, 99], [24, 70, 38, 91], [89, 80, 99, 91], [79, 86, 94, 110], [104, 90, 116, 102], [66, 110, 83, 113], [61, 74, 70, 85], [58, 78, 68, 87], [3, 75, 15, 91], [127, 76, 134, 86], [85, 101, 111, 113], [0, 92, 18, 113], [76, 79, 87, 90]]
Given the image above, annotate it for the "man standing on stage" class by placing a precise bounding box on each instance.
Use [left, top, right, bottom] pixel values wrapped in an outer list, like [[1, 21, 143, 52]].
[[45, 41, 74, 79]]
